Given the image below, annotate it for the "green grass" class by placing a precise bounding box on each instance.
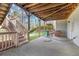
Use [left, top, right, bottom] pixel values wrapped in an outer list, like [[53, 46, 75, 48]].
[[29, 24, 54, 41], [29, 31, 46, 41], [0, 29, 7, 32]]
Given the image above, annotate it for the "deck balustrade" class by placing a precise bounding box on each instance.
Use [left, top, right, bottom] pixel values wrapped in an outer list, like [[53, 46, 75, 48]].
[[0, 32, 18, 51]]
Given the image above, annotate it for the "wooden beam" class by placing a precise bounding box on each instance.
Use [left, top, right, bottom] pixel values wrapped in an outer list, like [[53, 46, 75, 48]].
[[19, 3, 27, 6], [0, 4, 11, 25], [34, 4, 77, 19], [0, 18, 3, 21], [24, 3, 38, 8], [44, 4, 77, 20], [27, 12, 31, 41], [0, 15, 4, 18], [27, 4, 46, 10], [0, 11, 6, 15], [29, 4, 65, 12], [0, 6, 8, 11], [44, 9, 75, 20], [1, 4, 9, 7], [32, 4, 68, 17], [38, 19, 41, 37], [43, 4, 73, 19]]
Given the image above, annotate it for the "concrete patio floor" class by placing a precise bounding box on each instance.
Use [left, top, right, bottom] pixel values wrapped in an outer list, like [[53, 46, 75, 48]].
[[0, 36, 79, 56]]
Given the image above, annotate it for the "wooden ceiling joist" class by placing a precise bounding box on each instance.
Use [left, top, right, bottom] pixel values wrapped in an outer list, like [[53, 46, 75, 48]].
[[0, 3, 77, 25], [34, 4, 67, 18], [20, 3, 77, 21], [0, 15, 4, 18], [45, 12, 71, 20], [0, 18, 3, 21], [0, 18, 2, 21], [33, 4, 68, 18], [43, 4, 73, 19], [26, 4, 47, 10], [0, 11, 6, 15], [0, 6, 8, 11], [0, 3, 11, 25], [1, 4, 9, 7], [43, 4, 77, 20], [20, 3, 27, 5], [24, 3, 38, 8], [28, 4, 65, 12]]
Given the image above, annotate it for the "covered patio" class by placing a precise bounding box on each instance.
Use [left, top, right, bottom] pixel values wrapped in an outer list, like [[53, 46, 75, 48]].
[[0, 3, 79, 56], [1, 36, 79, 56]]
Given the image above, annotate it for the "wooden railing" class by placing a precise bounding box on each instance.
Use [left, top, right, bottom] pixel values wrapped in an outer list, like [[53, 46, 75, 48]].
[[2, 16, 28, 47], [0, 32, 18, 51]]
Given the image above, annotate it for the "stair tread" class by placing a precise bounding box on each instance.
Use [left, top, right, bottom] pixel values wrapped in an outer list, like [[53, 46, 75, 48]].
[[18, 40, 28, 46]]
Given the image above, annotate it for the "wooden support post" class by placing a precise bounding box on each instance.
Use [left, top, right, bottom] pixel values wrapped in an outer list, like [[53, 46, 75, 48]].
[[39, 19, 41, 37], [27, 12, 31, 42], [44, 21, 47, 36], [44, 21, 46, 31]]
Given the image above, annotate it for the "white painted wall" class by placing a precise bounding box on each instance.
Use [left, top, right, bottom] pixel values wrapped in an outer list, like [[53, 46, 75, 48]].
[[67, 5, 79, 46], [56, 20, 67, 36]]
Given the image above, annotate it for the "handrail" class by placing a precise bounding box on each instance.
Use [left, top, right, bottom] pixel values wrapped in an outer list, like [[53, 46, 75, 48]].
[[2, 17, 17, 32], [4, 16, 27, 33], [16, 20, 27, 31], [16, 20, 27, 29], [16, 20, 27, 36], [0, 32, 17, 34], [1, 16, 28, 48]]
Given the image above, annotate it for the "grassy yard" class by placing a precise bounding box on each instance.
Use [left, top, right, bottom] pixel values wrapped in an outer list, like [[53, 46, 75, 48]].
[[29, 24, 53, 41], [0, 29, 7, 32], [29, 31, 47, 41]]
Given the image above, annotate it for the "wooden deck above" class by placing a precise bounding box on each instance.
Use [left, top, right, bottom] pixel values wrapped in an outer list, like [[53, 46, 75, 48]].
[[20, 3, 77, 21], [0, 3, 78, 25], [0, 3, 10, 25]]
